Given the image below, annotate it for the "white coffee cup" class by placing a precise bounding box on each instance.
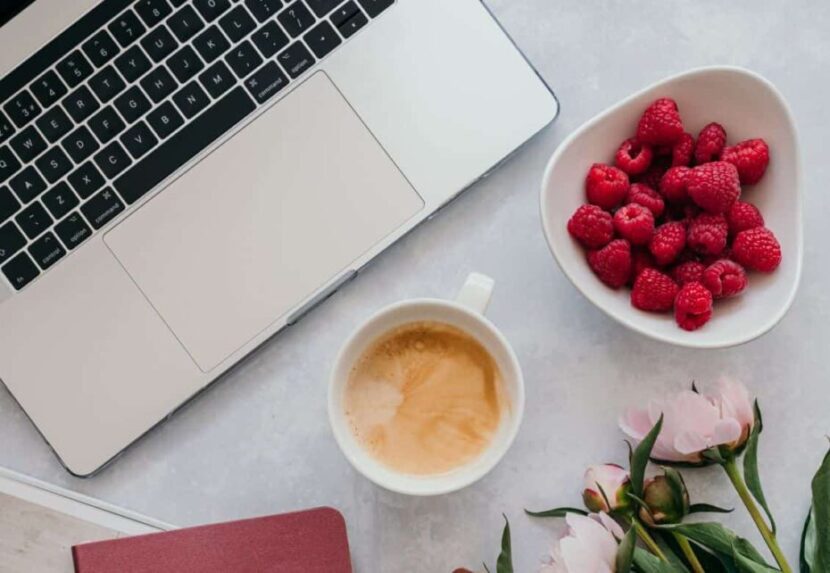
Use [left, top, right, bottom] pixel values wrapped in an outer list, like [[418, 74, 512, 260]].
[[328, 273, 525, 496]]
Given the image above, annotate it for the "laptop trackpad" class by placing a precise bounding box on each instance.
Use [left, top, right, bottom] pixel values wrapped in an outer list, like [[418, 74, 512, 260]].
[[105, 73, 423, 372]]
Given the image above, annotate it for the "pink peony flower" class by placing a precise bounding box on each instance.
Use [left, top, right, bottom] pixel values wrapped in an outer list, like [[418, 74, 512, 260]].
[[539, 513, 621, 573], [583, 464, 632, 513], [619, 378, 756, 464]]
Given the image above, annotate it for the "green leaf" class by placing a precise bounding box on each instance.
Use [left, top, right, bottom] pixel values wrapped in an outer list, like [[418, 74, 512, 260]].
[[731, 539, 780, 572], [496, 515, 513, 573], [688, 503, 734, 515], [659, 523, 769, 567], [617, 525, 637, 573], [632, 416, 664, 496], [652, 533, 691, 572], [632, 548, 687, 573], [743, 401, 777, 534], [524, 507, 587, 518], [803, 448, 830, 572], [657, 531, 732, 573], [801, 508, 815, 572]]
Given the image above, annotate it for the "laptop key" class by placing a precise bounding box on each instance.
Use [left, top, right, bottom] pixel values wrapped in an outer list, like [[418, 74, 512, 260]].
[[304, 21, 341, 59], [357, 0, 393, 18], [337, 10, 367, 38], [330, 1, 359, 26], [62, 126, 101, 163], [0, 221, 26, 264], [173, 81, 211, 118], [115, 46, 152, 83], [4, 91, 41, 128], [168, 5, 206, 42], [94, 142, 132, 179], [306, 0, 340, 17], [0, 146, 22, 184], [114, 87, 256, 205], [82, 30, 120, 67], [68, 162, 106, 199], [55, 211, 92, 250], [89, 106, 127, 143], [30, 70, 68, 108], [16, 201, 52, 239], [35, 147, 73, 183], [0, 186, 20, 222], [225, 41, 263, 78], [89, 66, 127, 103], [42, 182, 79, 219], [194, 0, 231, 22], [168, 46, 205, 82], [10, 126, 47, 163], [251, 21, 289, 58], [36, 107, 73, 142], [244, 61, 289, 104], [2, 251, 39, 290], [56, 51, 93, 89], [81, 187, 125, 229], [277, 42, 315, 78], [220, 5, 256, 42], [245, 0, 283, 22], [147, 102, 185, 139], [109, 9, 147, 48], [62, 85, 100, 123], [193, 25, 231, 63], [121, 121, 159, 159], [29, 232, 66, 271], [135, 0, 173, 27], [278, 1, 316, 37], [10, 166, 47, 203], [141, 66, 178, 102], [114, 86, 152, 123], [199, 61, 236, 98], [0, 111, 13, 145], [142, 25, 179, 62]]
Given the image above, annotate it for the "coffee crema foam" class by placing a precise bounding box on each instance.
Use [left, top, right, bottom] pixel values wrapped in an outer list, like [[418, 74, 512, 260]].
[[344, 321, 507, 475]]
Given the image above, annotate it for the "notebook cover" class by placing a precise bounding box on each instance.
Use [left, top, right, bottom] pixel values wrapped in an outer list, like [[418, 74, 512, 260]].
[[72, 507, 352, 573]]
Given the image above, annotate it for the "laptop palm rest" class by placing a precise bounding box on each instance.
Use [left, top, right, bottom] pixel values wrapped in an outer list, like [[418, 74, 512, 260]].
[[105, 72, 423, 372]]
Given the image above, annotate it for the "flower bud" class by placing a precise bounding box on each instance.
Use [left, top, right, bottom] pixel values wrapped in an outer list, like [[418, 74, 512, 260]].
[[639, 470, 690, 526], [582, 464, 632, 514]]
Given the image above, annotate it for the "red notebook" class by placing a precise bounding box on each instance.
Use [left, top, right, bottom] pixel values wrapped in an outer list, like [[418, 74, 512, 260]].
[[72, 507, 352, 573]]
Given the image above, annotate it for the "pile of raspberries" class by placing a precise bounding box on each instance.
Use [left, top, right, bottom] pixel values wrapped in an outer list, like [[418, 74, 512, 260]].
[[567, 97, 781, 331]]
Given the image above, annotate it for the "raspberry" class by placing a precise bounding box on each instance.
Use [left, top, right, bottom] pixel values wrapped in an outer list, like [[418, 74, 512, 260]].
[[687, 161, 741, 213], [727, 201, 765, 236], [670, 132, 695, 166], [637, 161, 670, 190], [675, 282, 714, 331], [722, 138, 770, 185], [631, 249, 657, 282], [585, 163, 630, 210], [672, 261, 706, 285], [659, 166, 691, 204], [613, 203, 655, 246], [631, 268, 679, 312], [649, 221, 686, 265], [627, 183, 665, 219], [636, 98, 685, 146], [694, 122, 727, 164], [614, 138, 654, 176], [687, 213, 728, 256], [732, 227, 782, 272], [587, 239, 632, 289], [702, 259, 748, 298], [568, 205, 615, 249]]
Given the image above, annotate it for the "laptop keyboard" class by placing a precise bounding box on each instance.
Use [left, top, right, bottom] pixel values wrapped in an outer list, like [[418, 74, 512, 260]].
[[0, 0, 393, 292]]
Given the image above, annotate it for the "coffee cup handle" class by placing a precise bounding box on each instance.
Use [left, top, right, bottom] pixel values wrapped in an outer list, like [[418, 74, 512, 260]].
[[455, 273, 495, 315]]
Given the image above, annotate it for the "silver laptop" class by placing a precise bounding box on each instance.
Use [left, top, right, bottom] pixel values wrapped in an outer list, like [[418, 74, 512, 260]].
[[0, 0, 557, 476]]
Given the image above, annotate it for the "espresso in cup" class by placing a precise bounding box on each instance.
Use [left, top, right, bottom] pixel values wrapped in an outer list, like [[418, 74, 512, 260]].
[[344, 320, 509, 475]]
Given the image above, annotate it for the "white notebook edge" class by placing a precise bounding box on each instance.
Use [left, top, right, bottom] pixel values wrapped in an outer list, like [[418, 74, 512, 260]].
[[0, 466, 174, 535]]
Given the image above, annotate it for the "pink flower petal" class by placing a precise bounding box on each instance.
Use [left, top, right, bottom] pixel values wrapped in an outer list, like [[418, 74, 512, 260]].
[[713, 418, 743, 446]]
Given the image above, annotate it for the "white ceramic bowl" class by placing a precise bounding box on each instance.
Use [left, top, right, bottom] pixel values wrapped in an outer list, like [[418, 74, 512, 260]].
[[541, 66, 803, 348]]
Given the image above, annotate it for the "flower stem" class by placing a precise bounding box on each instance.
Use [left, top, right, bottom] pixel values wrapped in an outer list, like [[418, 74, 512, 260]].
[[630, 518, 668, 562], [723, 457, 792, 573], [673, 532, 705, 573]]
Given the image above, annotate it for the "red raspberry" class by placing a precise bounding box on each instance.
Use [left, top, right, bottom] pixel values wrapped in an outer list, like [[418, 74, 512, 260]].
[[614, 203, 655, 246], [636, 98, 685, 146], [687, 213, 728, 256], [702, 259, 748, 298], [672, 261, 706, 285], [568, 205, 615, 249], [659, 166, 691, 204], [649, 221, 686, 266], [732, 227, 782, 272], [694, 122, 727, 164], [637, 160, 670, 190], [675, 282, 713, 331], [631, 268, 679, 312], [722, 139, 770, 185], [687, 161, 741, 213], [615, 138, 654, 176], [585, 163, 630, 210], [626, 183, 665, 219], [587, 239, 632, 289], [631, 249, 657, 283], [727, 201, 765, 236], [670, 132, 695, 166]]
